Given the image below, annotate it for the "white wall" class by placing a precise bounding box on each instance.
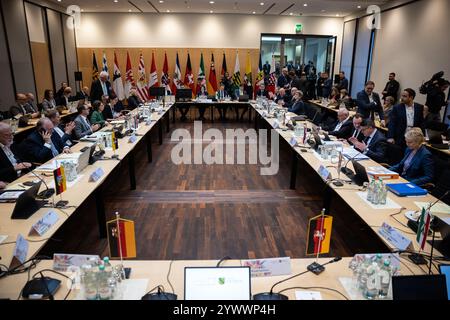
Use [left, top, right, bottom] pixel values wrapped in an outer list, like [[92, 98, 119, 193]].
[[75, 13, 344, 74], [370, 0, 450, 104]]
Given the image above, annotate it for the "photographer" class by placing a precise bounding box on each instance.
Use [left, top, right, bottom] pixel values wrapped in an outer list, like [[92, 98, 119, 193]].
[[421, 72, 450, 122]]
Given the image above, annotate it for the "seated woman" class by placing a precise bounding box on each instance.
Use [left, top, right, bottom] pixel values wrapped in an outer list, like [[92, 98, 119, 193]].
[[42, 89, 57, 112], [389, 128, 434, 186], [90, 100, 106, 127], [328, 87, 340, 107]]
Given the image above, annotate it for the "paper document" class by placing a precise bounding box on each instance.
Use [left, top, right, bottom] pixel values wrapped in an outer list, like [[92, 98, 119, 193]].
[[414, 201, 450, 214], [342, 147, 369, 160]]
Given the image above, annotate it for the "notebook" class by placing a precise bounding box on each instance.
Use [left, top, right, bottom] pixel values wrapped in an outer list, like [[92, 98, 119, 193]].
[[386, 183, 427, 197]]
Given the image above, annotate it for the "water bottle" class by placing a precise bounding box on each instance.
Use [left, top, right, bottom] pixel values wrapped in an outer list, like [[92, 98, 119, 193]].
[[103, 257, 113, 279], [372, 180, 380, 205], [80, 263, 97, 300], [364, 262, 380, 300], [97, 264, 112, 300], [379, 259, 391, 299], [367, 179, 374, 202], [380, 182, 387, 205], [357, 255, 372, 291]]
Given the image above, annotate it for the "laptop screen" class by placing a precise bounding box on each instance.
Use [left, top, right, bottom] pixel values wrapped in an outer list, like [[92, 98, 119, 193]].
[[439, 265, 450, 300], [184, 267, 251, 300], [392, 275, 448, 300]]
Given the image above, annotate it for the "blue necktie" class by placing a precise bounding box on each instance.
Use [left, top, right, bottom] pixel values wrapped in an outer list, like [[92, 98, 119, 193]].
[[50, 143, 59, 157]]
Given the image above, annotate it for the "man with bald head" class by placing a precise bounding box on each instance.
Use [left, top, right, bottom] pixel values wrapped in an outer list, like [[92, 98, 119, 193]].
[[26, 93, 39, 115], [0, 123, 31, 182], [328, 108, 353, 139], [10, 93, 40, 118], [91, 71, 113, 102], [19, 118, 69, 164]]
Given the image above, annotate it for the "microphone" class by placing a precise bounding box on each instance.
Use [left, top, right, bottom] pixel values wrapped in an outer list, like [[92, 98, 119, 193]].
[[407, 190, 450, 233], [40, 272, 54, 300], [253, 257, 342, 300], [29, 170, 55, 199], [340, 149, 362, 177]]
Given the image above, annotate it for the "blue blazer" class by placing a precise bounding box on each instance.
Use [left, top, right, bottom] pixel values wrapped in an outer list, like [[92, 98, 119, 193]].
[[356, 90, 384, 120], [51, 126, 72, 153], [362, 129, 387, 163], [387, 103, 424, 146], [288, 101, 306, 115], [389, 146, 434, 186], [19, 130, 53, 164]]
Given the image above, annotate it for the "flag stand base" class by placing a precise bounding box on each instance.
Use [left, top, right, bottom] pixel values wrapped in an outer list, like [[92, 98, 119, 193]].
[[307, 262, 325, 275], [55, 200, 68, 208], [253, 292, 289, 300], [111, 154, 119, 160], [408, 253, 427, 265]]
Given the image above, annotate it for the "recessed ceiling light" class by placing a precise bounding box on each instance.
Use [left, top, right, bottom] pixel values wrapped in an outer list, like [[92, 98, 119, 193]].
[[289, 12, 293, 15], [81, 8, 84, 11], [357, 5, 361, 9], [210, 10, 213, 13], [321, 9, 326, 12], [57, 0, 61, 2], [260, 2, 264, 5], [128, 9, 132, 12], [166, 9, 170, 12], [252, 11, 256, 14], [209, 1, 215, 3], [303, 3, 307, 6], [159, 0, 164, 3], [336, 13, 339, 16], [114, 0, 118, 3]]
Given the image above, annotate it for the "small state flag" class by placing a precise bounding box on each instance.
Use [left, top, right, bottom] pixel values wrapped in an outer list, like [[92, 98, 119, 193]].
[[196, 53, 207, 96], [111, 131, 119, 151], [207, 53, 218, 94], [184, 53, 195, 94], [306, 214, 333, 255], [92, 52, 99, 81], [416, 207, 431, 250], [124, 51, 136, 98], [221, 52, 227, 77], [107, 217, 136, 259], [137, 53, 150, 102], [112, 52, 125, 100], [53, 166, 67, 195], [102, 52, 109, 76], [161, 52, 171, 95], [232, 51, 241, 87], [267, 54, 277, 94], [171, 52, 182, 95], [254, 54, 264, 98]]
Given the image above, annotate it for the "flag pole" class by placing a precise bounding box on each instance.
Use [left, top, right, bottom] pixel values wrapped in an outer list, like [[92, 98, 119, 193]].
[[115, 211, 126, 279], [316, 208, 326, 263]]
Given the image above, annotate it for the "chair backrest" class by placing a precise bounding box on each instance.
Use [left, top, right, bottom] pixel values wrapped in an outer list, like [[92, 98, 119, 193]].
[[382, 142, 404, 166], [431, 156, 450, 204]]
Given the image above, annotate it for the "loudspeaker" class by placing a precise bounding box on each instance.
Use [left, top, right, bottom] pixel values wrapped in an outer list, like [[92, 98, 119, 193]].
[[74, 71, 83, 81]]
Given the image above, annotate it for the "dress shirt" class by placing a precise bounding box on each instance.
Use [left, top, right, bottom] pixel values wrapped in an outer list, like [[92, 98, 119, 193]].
[[405, 104, 415, 128]]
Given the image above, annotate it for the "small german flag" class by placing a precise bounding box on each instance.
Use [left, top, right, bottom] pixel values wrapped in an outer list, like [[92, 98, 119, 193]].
[[107, 217, 136, 259], [111, 131, 119, 151], [53, 166, 67, 195], [306, 214, 333, 256]]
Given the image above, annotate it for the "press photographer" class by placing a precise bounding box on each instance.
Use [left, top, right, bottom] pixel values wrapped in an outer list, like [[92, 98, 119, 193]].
[[420, 71, 450, 122]]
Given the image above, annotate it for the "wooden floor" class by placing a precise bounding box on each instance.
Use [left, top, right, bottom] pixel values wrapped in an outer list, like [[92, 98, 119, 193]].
[[40, 120, 388, 260]]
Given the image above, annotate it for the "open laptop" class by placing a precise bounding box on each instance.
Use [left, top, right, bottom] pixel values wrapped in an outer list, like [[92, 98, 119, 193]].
[[184, 266, 251, 300], [392, 274, 448, 300], [350, 160, 370, 186], [308, 132, 323, 151], [77, 143, 94, 173], [439, 264, 450, 300], [11, 181, 47, 219]]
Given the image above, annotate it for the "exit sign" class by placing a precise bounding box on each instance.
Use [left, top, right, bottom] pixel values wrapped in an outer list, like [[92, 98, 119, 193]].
[[295, 24, 303, 33]]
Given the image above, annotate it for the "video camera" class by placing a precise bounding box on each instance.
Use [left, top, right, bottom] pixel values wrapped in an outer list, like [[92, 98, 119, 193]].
[[419, 71, 445, 95]]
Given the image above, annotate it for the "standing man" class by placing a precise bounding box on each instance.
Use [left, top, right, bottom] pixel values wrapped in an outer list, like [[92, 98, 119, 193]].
[[356, 81, 384, 122], [382, 72, 400, 102], [425, 78, 449, 122], [336, 71, 349, 91], [90, 71, 113, 102]]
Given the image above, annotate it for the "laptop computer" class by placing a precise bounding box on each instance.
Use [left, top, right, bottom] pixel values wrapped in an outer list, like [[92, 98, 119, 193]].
[[184, 266, 251, 300], [11, 181, 47, 219], [351, 160, 370, 186], [76, 144, 94, 173], [392, 274, 448, 300], [439, 264, 450, 300], [308, 132, 323, 151], [427, 129, 449, 150]]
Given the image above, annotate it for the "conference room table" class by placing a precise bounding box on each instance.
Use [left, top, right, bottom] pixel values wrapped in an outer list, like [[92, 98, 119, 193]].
[[0, 103, 173, 270], [0, 256, 430, 300]]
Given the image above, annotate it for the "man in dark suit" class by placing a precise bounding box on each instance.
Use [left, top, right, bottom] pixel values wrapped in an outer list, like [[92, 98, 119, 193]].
[[56, 87, 75, 107], [73, 104, 101, 139], [47, 110, 75, 153], [90, 71, 113, 102], [277, 68, 289, 88], [18, 118, 65, 164], [255, 83, 269, 99], [127, 88, 143, 110], [10, 94, 40, 118], [0, 123, 31, 182], [382, 72, 400, 102], [55, 82, 68, 100], [263, 61, 271, 76], [387, 88, 424, 148], [356, 81, 384, 121], [347, 113, 365, 144], [328, 108, 353, 139], [287, 91, 306, 115], [350, 118, 387, 163], [275, 88, 291, 106], [336, 71, 348, 91]]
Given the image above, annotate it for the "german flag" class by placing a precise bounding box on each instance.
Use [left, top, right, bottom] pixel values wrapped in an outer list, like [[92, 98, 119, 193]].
[[306, 214, 333, 255], [107, 218, 136, 259], [53, 166, 67, 195]]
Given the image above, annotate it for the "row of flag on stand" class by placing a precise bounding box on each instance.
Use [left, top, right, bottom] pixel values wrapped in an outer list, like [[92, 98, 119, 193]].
[[91, 51, 276, 102]]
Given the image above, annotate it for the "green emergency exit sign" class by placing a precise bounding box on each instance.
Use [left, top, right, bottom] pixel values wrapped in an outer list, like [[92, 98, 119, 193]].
[[295, 24, 303, 33]]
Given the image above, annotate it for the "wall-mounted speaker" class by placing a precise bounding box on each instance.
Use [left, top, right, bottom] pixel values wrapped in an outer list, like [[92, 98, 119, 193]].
[[74, 71, 83, 81]]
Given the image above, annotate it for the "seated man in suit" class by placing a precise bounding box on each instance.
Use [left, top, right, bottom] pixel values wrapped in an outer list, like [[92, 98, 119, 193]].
[[74, 103, 101, 139], [46, 110, 75, 152], [10, 93, 40, 118], [287, 90, 306, 115], [56, 87, 74, 108], [387, 88, 424, 148], [127, 88, 143, 110], [0, 123, 31, 182], [356, 81, 384, 123], [328, 108, 353, 139], [19, 118, 70, 164], [91, 71, 113, 102], [110, 94, 125, 118], [349, 118, 387, 163], [101, 95, 115, 121], [275, 88, 291, 107], [389, 128, 434, 186], [347, 113, 365, 144], [25, 93, 39, 114], [255, 83, 269, 99], [55, 82, 68, 100]]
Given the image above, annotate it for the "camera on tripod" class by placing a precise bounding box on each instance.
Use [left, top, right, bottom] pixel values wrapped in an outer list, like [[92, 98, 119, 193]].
[[419, 71, 445, 95]]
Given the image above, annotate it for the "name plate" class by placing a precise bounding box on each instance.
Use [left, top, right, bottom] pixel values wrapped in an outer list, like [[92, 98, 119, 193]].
[[378, 222, 412, 251], [289, 136, 297, 147], [128, 134, 137, 144], [0, 235, 7, 244], [317, 165, 331, 181], [242, 257, 291, 277], [272, 120, 280, 129], [89, 167, 105, 182], [53, 253, 100, 272], [10, 234, 29, 268], [29, 211, 59, 236]]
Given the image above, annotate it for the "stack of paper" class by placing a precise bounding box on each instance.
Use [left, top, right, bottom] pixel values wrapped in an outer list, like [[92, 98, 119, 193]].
[[342, 147, 369, 160]]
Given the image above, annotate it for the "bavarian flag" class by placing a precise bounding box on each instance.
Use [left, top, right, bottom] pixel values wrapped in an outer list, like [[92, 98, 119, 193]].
[[53, 166, 67, 195], [111, 131, 119, 151], [306, 214, 333, 255], [107, 217, 136, 259]]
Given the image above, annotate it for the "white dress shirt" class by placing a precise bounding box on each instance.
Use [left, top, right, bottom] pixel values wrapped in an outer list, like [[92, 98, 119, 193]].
[[405, 103, 415, 128]]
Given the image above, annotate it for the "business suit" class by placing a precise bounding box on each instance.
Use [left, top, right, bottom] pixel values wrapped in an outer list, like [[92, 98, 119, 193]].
[[74, 115, 93, 139], [10, 104, 35, 117], [348, 127, 364, 144], [102, 104, 114, 120], [255, 89, 269, 99], [51, 126, 72, 153], [358, 129, 387, 163], [329, 119, 353, 139], [42, 99, 57, 112], [389, 146, 434, 186], [19, 131, 54, 164], [127, 95, 142, 110], [0, 146, 19, 182], [277, 74, 289, 88], [356, 90, 384, 120], [288, 100, 306, 115], [337, 78, 348, 91], [382, 80, 399, 100], [56, 95, 75, 107], [387, 103, 424, 147], [90, 79, 113, 102]]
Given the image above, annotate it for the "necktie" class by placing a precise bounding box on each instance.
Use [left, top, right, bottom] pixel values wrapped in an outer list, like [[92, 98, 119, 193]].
[[50, 143, 59, 157], [364, 136, 370, 145]]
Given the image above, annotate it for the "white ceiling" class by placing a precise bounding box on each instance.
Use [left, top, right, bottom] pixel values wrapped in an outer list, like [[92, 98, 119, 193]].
[[47, 0, 391, 17]]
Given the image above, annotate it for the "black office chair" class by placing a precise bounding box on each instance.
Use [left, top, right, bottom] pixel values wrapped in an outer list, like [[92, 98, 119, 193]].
[[381, 142, 404, 166], [425, 156, 450, 201]]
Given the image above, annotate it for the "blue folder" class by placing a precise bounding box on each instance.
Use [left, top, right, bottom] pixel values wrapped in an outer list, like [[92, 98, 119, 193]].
[[386, 183, 428, 197]]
